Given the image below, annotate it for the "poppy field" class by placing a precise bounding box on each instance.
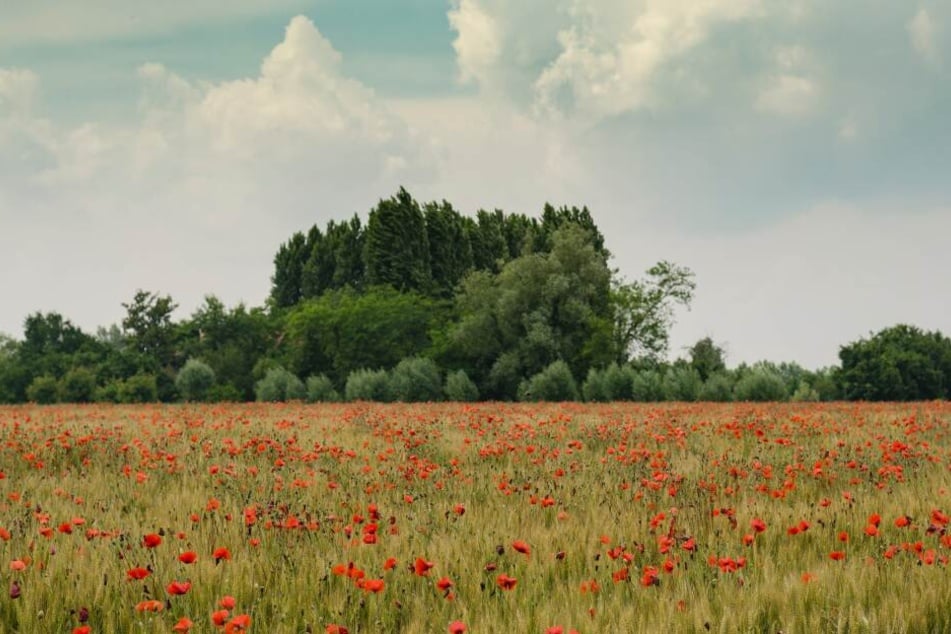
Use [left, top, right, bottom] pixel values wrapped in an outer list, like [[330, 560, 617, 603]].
[[1, 401, 950, 633]]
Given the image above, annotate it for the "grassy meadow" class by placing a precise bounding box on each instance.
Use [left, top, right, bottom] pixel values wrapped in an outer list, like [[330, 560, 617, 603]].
[[0, 401, 949, 633]]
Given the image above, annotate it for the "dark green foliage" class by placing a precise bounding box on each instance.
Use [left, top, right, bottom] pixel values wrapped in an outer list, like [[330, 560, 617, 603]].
[[365, 188, 431, 293], [425, 201, 473, 298], [699, 372, 735, 402], [305, 374, 340, 402], [444, 369, 479, 402], [59, 367, 97, 403], [300, 216, 366, 298], [582, 367, 609, 402], [603, 362, 635, 400], [733, 366, 788, 402], [839, 324, 951, 400], [689, 337, 726, 382], [662, 366, 703, 402], [255, 367, 305, 402], [344, 368, 391, 402], [388, 357, 442, 402], [270, 232, 308, 308], [612, 261, 695, 361], [468, 210, 508, 273], [26, 375, 59, 404], [175, 358, 216, 402], [207, 384, 243, 402], [118, 374, 159, 403], [631, 370, 665, 402], [517, 360, 579, 402]]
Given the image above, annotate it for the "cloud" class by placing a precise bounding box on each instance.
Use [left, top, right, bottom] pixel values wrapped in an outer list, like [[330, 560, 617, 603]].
[[755, 74, 818, 117], [448, 0, 501, 86], [907, 8, 939, 64]]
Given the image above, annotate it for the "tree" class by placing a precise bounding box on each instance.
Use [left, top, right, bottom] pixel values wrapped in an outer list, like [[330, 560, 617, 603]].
[[365, 187, 431, 293], [59, 367, 97, 403], [689, 337, 726, 382], [389, 357, 443, 402], [255, 367, 305, 402], [270, 231, 309, 308], [425, 201, 473, 298], [175, 358, 216, 401], [444, 370, 479, 402], [611, 261, 695, 362], [839, 324, 951, 400], [517, 360, 579, 402], [122, 290, 178, 364]]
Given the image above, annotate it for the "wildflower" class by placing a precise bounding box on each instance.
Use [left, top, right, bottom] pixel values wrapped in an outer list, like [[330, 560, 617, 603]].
[[213, 547, 231, 562], [751, 518, 767, 533], [126, 567, 150, 581], [173, 617, 194, 632], [167, 580, 192, 596], [414, 557, 435, 576], [512, 540, 531, 557], [179, 551, 198, 564], [496, 573, 518, 590], [448, 621, 467, 634], [829, 551, 846, 561], [143, 533, 162, 548], [135, 599, 164, 612]]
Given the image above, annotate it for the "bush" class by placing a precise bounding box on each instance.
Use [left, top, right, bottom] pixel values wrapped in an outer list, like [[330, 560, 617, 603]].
[[58, 367, 97, 403], [734, 369, 788, 402], [699, 373, 734, 402], [207, 383, 244, 403], [119, 374, 159, 403], [444, 370, 479, 402], [175, 358, 216, 402], [345, 368, 391, 402], [517, 360, 579, 402], [255, 367, 306, 402], [631, 370, 665, 402], [389, 357, 442, 402], [603, 363, 636, 401], [582, 367, 609, 402], [790, 380, 820, 402], [94, 380, 122, 403], [306, 374, 340, 403], [26, 375, 59, 404], [662, 367, 702, 402]]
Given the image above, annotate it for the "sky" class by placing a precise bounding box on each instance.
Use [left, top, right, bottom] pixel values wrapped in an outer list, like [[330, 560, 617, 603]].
[[1, 0, 948, 369]]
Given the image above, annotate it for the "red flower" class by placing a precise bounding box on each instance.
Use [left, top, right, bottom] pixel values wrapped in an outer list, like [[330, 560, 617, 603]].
[[143, 533, 162, 548], [73, 627, 92, 634], [448, 621, 467, 634], [126, 567, 150, 581], [179, 551, 198, 564], [829, 551, 846, 561], [173, 617, 194, 632], [212, 609, 230, 626], [167, 580, 192, 596], [496, 573, 518, 590], [224, 614, 251, 633], [219, 596, 237, 609], [436, 576, 454, 591], [383, 557, 397, 571], [414, 557, 435, 576], [135, 599, 164, 612], [512, 540, 531, 557], [325, 626, 349, 634], [213, 547, 231, 562], [751, 518, 767, 533]]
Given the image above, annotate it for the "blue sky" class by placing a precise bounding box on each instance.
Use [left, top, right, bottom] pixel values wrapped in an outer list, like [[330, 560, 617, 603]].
[[1, 1, 949, 368]]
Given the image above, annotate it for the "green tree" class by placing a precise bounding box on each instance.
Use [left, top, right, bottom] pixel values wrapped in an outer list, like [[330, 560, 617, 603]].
[[839, 325, 951, 400], [305, 374, 340, 402], [689, 337, 726, 382], [733, 364, 788, 402], [270, 231, 309, 308], [444, 369, 479, 402], [26, 375, 59, 404], [344, 368, 391, 402], [365, 188, 431, 293], [389, 357, 443, 402], [175, 358, 216, 401], [255, 367, 305, 402], [425, 201, 473, 298], [517, 360, 579, 402], [611, 261, 695, 362], [59, 367, 97, 403]]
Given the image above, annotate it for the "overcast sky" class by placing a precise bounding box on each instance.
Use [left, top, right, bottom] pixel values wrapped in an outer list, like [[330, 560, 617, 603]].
[[1, 1, 948, 368]]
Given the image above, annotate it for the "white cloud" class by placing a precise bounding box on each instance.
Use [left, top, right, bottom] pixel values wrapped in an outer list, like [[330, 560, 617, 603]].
[[755, 74, 818, 117], [0, 68, 39, 116], [448, 0, 502, 85], [907, 8, 939, 64]]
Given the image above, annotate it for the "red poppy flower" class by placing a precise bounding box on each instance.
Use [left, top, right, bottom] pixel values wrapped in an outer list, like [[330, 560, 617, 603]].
[[167, 580, 192, 595], [135, 599, 164, 612], [751, 518, 767, 533], [383, 557, 397, 571], [325, 626, 349, 634], [212, 610, 230, 626], [143, 533, 162, 548], [224, 614, 251, 633], [213, 547, 231, 562], [436, 576, 453, 591], [829, 551, 846, 561], [496, 573, 518, 590], [126, 567, 150, 580], [173, 617, 194, 632], [414, 557, 435, 576], [448, 621, 467, 634], [179, 551, 198, 564], [73, 627, 92, 634], [219, 596, 237, 609], [512, 540, 531, 557]]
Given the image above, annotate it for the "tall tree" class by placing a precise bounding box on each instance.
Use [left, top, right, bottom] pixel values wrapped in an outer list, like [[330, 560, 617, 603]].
[[270, 231, 308, 308], [365, 187, 431, 293], [689, 337, 726, 382], [425, 201, 473, 298], [122, 290, 178, 373]]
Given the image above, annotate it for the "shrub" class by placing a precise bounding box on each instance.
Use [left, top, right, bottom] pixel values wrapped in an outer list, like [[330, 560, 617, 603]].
[[699, 373, 735, 402], [582, 367, 609, 402], [207, 383, 244, 403], [345, 368, 391, 402], [94, 380, 122, 403], [734, 369, 788, 402], [255, 367, 306, 402], [175, 358, 216, 402], [59, 367, 97, 403], [306, 374, 340, 403], [662, 367, 703, 402], [790, 380, 820, 402], [26, 375, 59, 404], [631, 370, 665, 402], [389, 357, 442, 402], [517, 360, 579, 402], [444, 369, 480, 402], [603, 363, 636, 400], [119, 374, 159, 403]]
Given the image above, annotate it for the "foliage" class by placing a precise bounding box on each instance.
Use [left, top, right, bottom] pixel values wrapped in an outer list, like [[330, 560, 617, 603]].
[[581, 367, 609, 402], [344, 368, 392, 402], [175, 358, 216, 402], [305, 374, 340, 403], [839, 324, 951, 400], [59, 367, 97, 403], [689, 337, 726, 381], [699, 372, 735, 402], [631, 370, 665, 402], [26, 375, 59, 404], [662, 366, 703, 402], [118, 373, 159, 403], [517, 360, 579, 402], [255, 367, 305, 402], [365, 187, 432, 293], [444, 369, 480, 402], [733, 366, 788, 402], [388, 357, 442, 402]]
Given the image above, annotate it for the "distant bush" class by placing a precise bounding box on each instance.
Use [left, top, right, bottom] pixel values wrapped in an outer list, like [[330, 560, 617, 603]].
[[582, 367, 609, 402], [119, 374, 159, 403], [444, 369, 479, 402], [603, 363, 635, 401], [255, 367, 305, 402], [94, 380, 122, 403], [388, 357, 442, 402], [58, 367, 97, 403], [175, 358, 216, 402], [517, 360, 579, 402], [631, 370, 665, 402], [790, 380, 820, 402], [26, 375, 59, 404], [306, 374, 340, 403], [207, 383, 243, 403], [699, 373, 734, 402], [345, 368, 391, 402], [662, 367, 702, 402], [734, 369, 788, 402]]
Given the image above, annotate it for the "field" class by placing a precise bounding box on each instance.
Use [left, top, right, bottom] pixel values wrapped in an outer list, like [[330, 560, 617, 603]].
[[1, 402, 949, 633]]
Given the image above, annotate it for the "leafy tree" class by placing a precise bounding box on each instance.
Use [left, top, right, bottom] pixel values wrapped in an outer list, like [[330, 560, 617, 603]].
[[388, 357, 442, 402], [612, 261, 695, 361], [467, 210, 508, 273], [517, 360, 579, 402], [444, 369, 480, 402], [175, 358, 216, 401], [118, 374, 159, 403], [689, 337, 726, 382], [631, 370, 665, 402], [365, 187, 431, 293], [582, 367, 609, 402], [839, 325, 951, 400], [602, 362, 635, 400], [733, 365, 788, 402], [425, 201, 473, 298], [270, 231, 309, 308], [26, 375, 59, 404], [662, 366, 703, 402], [700, 372, 735, 402]]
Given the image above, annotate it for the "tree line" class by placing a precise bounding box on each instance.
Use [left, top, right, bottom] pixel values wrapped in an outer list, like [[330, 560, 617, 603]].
[[1, 188, 949, 403]]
